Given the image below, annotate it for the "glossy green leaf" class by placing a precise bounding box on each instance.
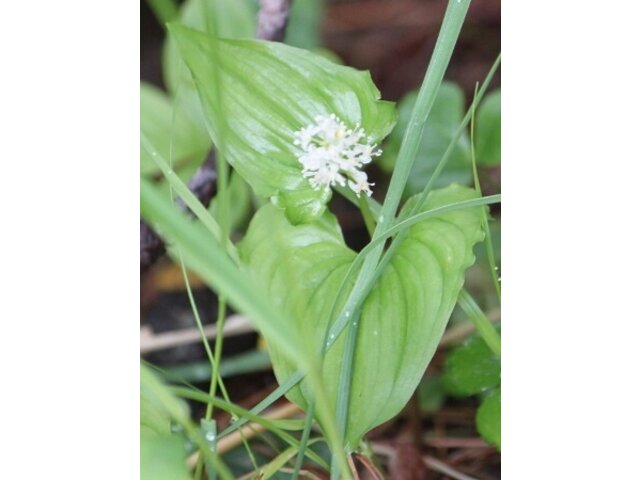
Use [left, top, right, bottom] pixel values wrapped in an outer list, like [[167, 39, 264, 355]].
[[380, 82, 471, 197], [140, 82, 210, 176], [141, 180, 352, 476], [443, 329, 501, 396], [141, 390, 171, 436], [475, 90, 501, 167], [476, 387, 501, 450], [239, 184, 484, 446], [163, 0, 256, 95], [161, 0, 256, 151], [141, 366, 191, 435], [141, 431, 191, 480], [169, 24, 396, 224], [140, 366, 193, 480]]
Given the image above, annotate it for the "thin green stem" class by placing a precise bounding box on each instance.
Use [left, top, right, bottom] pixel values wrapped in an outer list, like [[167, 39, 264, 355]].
[[141, 133, 240, 264], [458, 289, 501, 357], [358, 195, 376, 236], [216, 371, 260, 471], [334, 312, 361, 441], [206, 300, 227, 419], [172, 387, 330, 469], [409, 54, 501, 217], [335, 185, 382, 217], [199, 419, 218, 480], [179, 256, 215, 365], [219, 372, 305, 437], [196, 298, 228, 479], [141, 366, 234, 480], [167, 88, 216, 376], [290, 399, 316, 479], [199, 5, 234, 475], [470, 83, 501, 301], [335, 54, 500, 223], [167, 87, 223, 480]]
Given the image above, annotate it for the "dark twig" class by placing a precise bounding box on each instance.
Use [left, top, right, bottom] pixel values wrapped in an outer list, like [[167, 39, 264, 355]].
[[256, 0, 293, 42], [175, 154, 217, 211], [140, 153, 217, 273], [140, 0, 294, 273], [353, 454, 385, 480], [140, 220, 167, 272]]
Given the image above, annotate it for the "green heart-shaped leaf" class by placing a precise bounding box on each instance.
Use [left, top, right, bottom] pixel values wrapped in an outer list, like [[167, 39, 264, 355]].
[[169, 24, 396, 223], [239, 184, 484, 445], [443, 328, 501, 396], [476, 387, 501, 450]]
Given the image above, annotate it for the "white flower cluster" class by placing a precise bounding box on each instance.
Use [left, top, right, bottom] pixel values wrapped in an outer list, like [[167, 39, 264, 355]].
[[293, 114, 381, 197]]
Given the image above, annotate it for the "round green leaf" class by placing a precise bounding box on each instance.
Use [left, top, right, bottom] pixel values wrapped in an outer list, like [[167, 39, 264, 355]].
[[169, 24, 396, 224], [475, 89, 501, 167], [239, 184, 484, 446], [476, 387, 501, 450], [443, 329, 501, 396]]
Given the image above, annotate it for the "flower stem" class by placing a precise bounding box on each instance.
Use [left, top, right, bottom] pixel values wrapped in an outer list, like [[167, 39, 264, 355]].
[[357, 194, 376, 237]]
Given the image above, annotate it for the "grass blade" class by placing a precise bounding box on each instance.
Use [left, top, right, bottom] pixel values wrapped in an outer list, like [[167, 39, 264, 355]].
[[141, 132, 240, 264], [328, 1, 477, 463], [141, 180, 350, 476], [458, 289, 501, 357], [470, 82, 502, 301]]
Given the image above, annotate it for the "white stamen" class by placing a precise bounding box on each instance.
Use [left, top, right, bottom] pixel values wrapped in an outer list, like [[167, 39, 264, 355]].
[[293, 114, 380, 197]]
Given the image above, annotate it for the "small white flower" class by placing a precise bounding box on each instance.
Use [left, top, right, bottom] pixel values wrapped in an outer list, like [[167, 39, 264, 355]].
[[293, 114, 381, 197], [348, 170, 374, 197]]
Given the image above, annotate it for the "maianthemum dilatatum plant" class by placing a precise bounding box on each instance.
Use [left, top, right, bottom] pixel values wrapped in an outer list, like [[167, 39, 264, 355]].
[[140, 0, 501, 478]]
